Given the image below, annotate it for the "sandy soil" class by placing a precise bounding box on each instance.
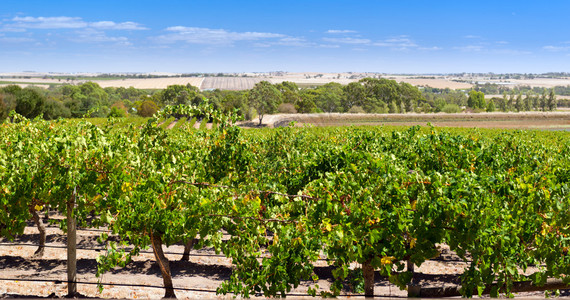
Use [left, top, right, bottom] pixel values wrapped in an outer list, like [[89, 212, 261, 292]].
[[2, 221, 564, 299]]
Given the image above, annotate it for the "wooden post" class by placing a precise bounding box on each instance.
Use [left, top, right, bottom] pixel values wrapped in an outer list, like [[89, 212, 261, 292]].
[[363, 261, 375, 298], [67, 189, 77, 297], [407, 259, 420, 297]]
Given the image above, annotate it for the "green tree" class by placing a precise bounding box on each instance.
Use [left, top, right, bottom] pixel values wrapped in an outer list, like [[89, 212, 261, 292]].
[[547, 89, 557, 111], [515, 92, 523, 112], [297, 89, 318, 113], [15, 88, 46, 119], [342, 82, 365, 111], [249, 81, 282, 125], [486, 99, 496, 112], [540, 89, 547, 111], [315, 82, 344, 113], [467, 90, 485, 109], [159, 84, 202, 106]]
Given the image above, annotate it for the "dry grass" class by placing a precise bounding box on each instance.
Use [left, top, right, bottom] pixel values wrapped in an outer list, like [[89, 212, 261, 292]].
[[94, 77, 204, 89], [200, 77, 263, 90]]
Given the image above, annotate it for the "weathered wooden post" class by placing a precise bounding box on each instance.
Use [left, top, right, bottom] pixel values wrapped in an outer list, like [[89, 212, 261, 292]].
[[67, 188, 77, 296], [407, 259, 420, 297], [363, 261, 375, 297]]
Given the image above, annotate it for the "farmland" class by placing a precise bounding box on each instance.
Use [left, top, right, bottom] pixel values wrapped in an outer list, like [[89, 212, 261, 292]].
[[4, 72, 570, 91], [251, 111, 570, 130], [200, 77, 263, 90], [95, 77, 204, 89]]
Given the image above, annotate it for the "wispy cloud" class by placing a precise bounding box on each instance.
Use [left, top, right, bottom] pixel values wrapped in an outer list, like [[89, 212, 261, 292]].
[[374, 36, 418, 50], [326, 29, 357, 34], [418, 46, 442, 51], [157, 26, 285, 45], [254, 37, 312, 48], [0, 36, 35, 43], [454, 45, 484, 52], [6, 16, 146, 30], [543, 45, 570, 52], [322, 37, 370, 44], [90, 21, 146, 30], [464, 35, 482, 39], [318, 44, 340, 48], [73, 28, 131, 45]]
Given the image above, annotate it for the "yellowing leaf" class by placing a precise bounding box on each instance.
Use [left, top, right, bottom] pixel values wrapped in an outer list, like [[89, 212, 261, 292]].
[[34, 205, 43, 211], [381, 256, 395, 265], [410, 238, 417, 249]]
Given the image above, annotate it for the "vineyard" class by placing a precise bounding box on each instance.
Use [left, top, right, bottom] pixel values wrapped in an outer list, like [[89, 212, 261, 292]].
[[1, 105, 570, 298]]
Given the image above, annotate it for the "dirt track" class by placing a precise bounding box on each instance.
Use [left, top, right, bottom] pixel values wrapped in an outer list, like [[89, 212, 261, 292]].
[[244, 111, 570, 130]]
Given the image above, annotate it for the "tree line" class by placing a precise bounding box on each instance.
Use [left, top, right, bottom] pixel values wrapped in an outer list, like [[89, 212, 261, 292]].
[[0, 78, 560, 123]]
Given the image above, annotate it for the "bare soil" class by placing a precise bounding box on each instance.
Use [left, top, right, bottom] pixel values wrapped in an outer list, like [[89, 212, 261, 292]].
[[1, 221, 566, 299], [245, 112, 570, 130]]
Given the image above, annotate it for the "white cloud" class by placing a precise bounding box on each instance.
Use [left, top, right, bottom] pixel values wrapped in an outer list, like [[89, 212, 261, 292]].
[[90, 21, 147, 30], [418, 46, 442, 51], [543, 45, 570, 52], [454, 45, 484, 52], [464, 35, 482, 39], [0, 36, 35, 43], [12, 16, 87, 29], [493, 49, 531, 55], [326, 29, 357, 34], [318, 44, 340, 48], [157, 26, 285, 45], [373, 36, 420, 50], [73, 28, 131, 46], [275, 37, 310, 47], [375, 37, 417, 48], [7, 16, 146, 31], [322, 37, 370, 44]]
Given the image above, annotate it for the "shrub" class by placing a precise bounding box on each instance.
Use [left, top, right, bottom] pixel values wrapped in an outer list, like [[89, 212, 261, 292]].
[[348, 106, 366, 114], [277, 103, 297, 114], [442, 104, 461, 113], [138, 100, 159, 117]]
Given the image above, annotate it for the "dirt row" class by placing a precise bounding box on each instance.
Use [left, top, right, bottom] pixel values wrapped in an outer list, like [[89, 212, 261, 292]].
[[2, 222, 565, 299]]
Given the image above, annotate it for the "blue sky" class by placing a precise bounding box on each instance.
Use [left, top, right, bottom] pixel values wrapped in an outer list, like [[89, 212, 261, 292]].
[[1, 0, 569, 73]]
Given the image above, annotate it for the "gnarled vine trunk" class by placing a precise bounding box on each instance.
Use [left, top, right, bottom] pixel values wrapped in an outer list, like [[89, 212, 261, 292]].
[[180, 238, 195, 262], [151, 232, 176, 298], [29, 207, 46, 258], [362, 261, 375, 298]]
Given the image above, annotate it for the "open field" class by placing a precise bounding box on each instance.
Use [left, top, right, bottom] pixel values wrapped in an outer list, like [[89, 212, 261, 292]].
[[251, 111, 570, 130], [200, 77, 263, 90], [3, 72, 570, 91], [485, 94, 570, 100], [94, 77, 204, 89]]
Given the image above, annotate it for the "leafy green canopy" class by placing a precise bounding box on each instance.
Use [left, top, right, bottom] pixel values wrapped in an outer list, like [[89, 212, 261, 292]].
[[1, 109, 569, 298]]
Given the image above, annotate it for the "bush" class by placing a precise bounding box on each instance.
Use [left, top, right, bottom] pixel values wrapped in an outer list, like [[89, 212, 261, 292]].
[[442, 104, 461, 113], [108, 106, 127, 118], [277, 103, 297, 114], [348, 106, 366, 114], [138, 100, 159, 117]]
